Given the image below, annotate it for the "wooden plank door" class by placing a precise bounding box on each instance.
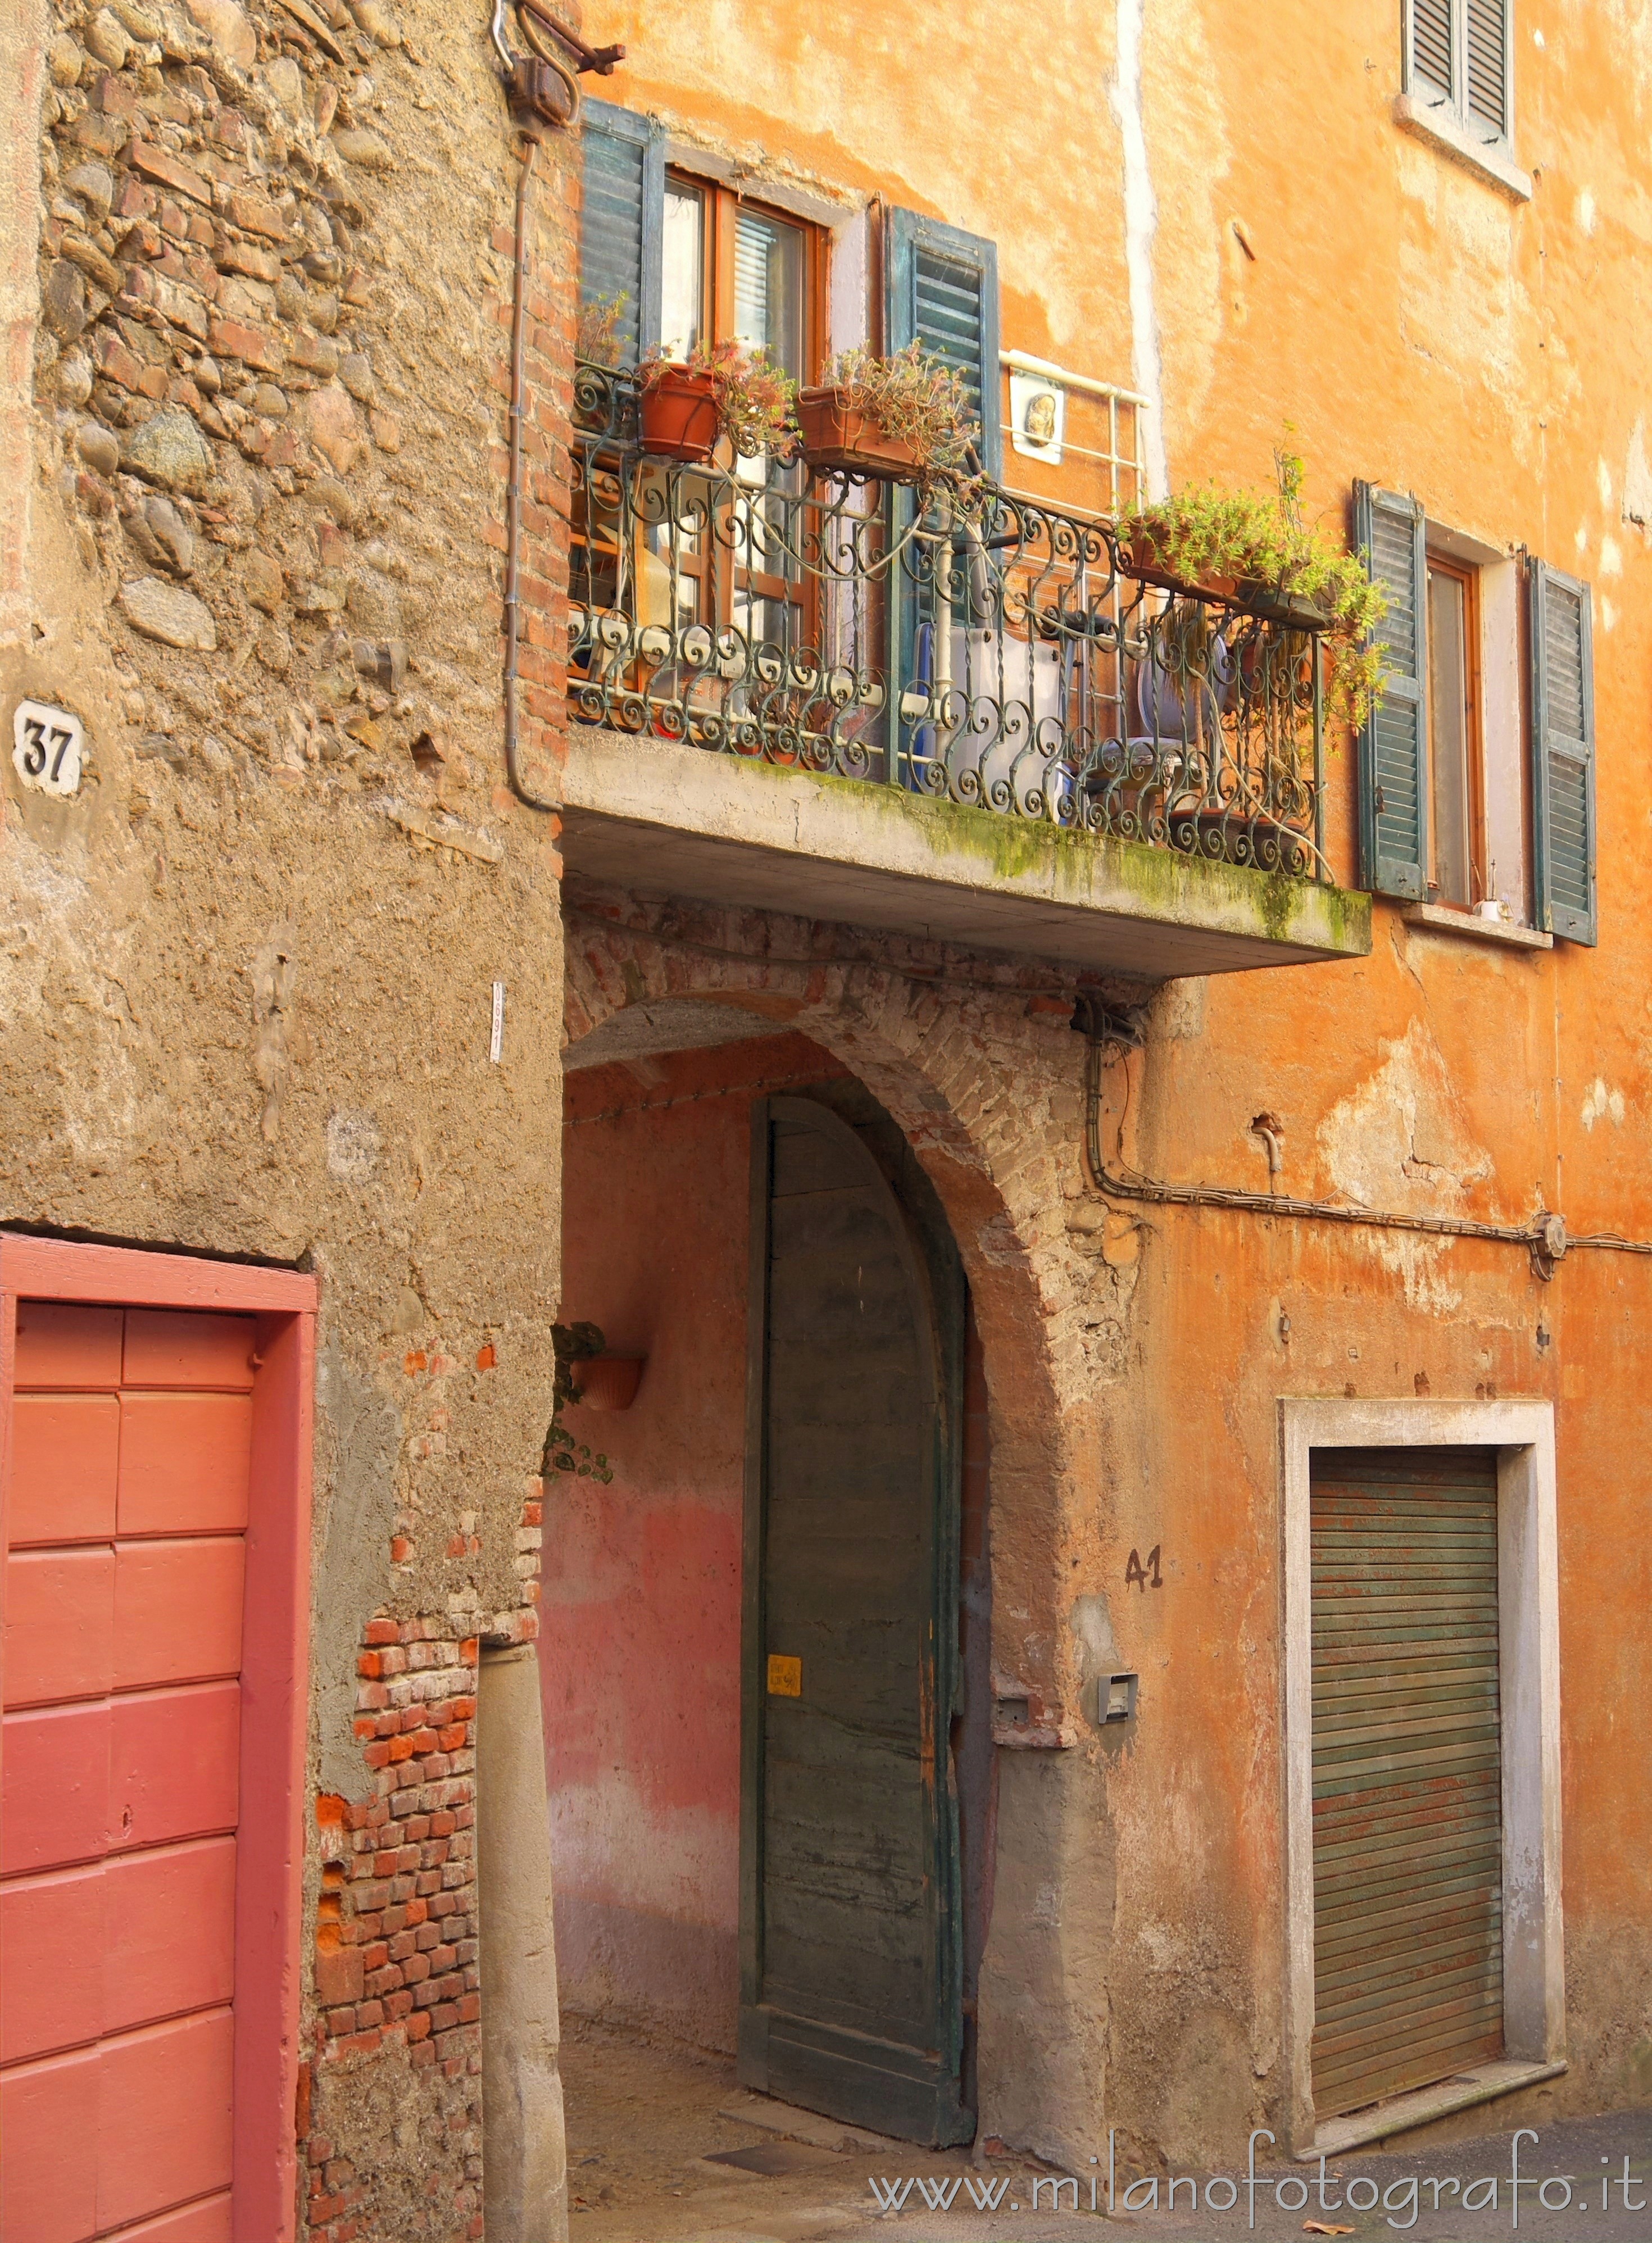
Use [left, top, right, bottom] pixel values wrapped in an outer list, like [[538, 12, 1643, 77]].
[[2, 1301, 257, 2243], [738, 1095, 970, 2147], [1310, 1446, 1505, 2119]]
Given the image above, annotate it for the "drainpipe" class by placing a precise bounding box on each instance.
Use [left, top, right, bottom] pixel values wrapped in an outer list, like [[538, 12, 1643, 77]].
[[491, 0, 618, 813]]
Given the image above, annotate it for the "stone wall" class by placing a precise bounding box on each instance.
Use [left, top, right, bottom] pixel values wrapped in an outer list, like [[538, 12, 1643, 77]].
[[4, 0, 579, 2232]]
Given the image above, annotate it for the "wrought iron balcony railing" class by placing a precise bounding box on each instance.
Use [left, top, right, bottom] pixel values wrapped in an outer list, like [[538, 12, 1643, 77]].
[[569, 365, 1327, 881]]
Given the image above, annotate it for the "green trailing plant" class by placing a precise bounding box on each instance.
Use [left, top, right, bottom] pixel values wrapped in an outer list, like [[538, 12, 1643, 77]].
[[1119, 440, 1387, 729], [641, 338, 799, 457], [543, 1320, 614, 1484], [576, 290, 628, 370], [819, 343, 988, 512]]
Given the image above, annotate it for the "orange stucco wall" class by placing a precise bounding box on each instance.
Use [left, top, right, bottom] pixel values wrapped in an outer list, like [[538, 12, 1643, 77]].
[[568, 0, 1652, 2158]]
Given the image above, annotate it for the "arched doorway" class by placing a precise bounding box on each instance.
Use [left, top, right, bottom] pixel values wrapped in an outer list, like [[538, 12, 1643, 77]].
[[543, 1007, 993, 2152], [742, 1089, 972, 2145]]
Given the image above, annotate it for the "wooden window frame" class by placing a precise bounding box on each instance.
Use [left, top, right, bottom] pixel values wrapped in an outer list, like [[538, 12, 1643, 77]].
[[1424, 548, 1488, 907], [664, 168, 829, 387], [659, 171, 830, 659]]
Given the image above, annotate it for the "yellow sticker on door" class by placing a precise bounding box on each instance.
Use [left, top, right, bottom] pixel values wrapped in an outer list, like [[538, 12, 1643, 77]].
[[766, 1654, 802, 1697]]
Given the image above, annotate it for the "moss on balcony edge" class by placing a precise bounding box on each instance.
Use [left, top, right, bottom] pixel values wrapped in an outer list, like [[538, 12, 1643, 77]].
[[570, 730, 1373, 959]]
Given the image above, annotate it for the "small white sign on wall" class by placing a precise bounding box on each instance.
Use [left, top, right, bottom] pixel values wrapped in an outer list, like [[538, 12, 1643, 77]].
[[1009, 370, 1066, 467], [12, 700, 84, 797]]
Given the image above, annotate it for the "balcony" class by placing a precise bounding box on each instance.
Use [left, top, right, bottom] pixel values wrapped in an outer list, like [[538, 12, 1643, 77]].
[[562, 367, 1370, 979]]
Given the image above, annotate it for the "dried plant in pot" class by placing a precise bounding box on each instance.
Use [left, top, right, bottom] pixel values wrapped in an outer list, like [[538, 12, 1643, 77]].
[[638, 339, 798, 465], [798, 344, 986, 506], [1118, 441, 1387, 728], [576, 290, 628, 370]]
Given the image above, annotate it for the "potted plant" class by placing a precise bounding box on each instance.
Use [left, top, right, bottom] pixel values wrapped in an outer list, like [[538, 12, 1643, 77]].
[[638, 339, 798, 465], [797, 343, 985, 506], [1118, 442, 1386, 726], [575, 290, 628, 370]]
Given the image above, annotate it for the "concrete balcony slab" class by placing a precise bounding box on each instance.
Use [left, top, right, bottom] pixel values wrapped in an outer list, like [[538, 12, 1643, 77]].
[[561, 730, 1372, 980]]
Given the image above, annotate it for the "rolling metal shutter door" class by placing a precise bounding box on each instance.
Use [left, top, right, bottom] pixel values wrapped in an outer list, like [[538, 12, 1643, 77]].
[[1310, 1448, 1504, 2118]]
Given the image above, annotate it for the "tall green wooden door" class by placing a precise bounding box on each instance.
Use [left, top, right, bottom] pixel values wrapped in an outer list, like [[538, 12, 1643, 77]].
[[738, 1094, 970, 2146]]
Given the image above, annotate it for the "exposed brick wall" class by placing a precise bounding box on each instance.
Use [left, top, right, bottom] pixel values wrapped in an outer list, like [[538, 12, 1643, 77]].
[[303, 1463, 544, 2241]]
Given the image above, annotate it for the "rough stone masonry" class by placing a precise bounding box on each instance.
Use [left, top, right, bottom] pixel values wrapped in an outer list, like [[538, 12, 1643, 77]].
[[3, 0, 579, 2231]]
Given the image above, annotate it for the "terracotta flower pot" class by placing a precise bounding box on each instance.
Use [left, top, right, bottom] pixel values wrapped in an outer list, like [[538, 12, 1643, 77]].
[[797, 387, 919, 481], [570, 1354, 646, 1412], [639, 366, 720, 464]]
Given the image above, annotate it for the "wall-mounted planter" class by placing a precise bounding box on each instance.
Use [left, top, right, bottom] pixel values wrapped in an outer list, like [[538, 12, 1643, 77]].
[[1123, 535, 1240, 605], [639, 367, 720, 463], [570, 1354, 646, 1411], [1235, 579, 1329, 632], [1124, 539, 1329, 632], [797, 387, 919, 482]]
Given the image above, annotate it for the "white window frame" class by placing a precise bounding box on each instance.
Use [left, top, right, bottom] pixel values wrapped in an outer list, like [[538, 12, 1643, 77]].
[[1280, 1397, 1565, 2158], [1396, 0, 1532, 201]]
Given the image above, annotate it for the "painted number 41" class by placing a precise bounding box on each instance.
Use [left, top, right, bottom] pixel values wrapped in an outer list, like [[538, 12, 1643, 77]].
[[1125, 1544, 1163, 1591], [12, 700, 84, 798]]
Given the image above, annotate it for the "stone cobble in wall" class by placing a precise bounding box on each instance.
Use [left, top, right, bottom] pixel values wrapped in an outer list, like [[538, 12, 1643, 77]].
[[31, 0, 571, 815]]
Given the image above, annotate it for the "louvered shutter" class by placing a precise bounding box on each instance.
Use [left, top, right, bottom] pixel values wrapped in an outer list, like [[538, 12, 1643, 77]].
[[1465, 0, 1510, 139], [1408, 0, 1455, 102], [885, 210, 1001, 479], [1355, 483, 1429, 899], [1530, 561, 1597, 945], [1310, 1449, 1505, 2119], [884, 211, 1001, 787], [579, 99, 663, 366]]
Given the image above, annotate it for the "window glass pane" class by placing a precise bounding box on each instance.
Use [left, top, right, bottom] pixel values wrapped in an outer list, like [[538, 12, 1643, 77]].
[[1428, 566, 1473, 905], [660, 182, 704, 362], [733, 207, 805, 379]]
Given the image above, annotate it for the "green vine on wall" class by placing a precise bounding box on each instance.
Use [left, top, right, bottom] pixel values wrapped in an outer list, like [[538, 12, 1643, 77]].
[[543, 1320, 614, 1484]]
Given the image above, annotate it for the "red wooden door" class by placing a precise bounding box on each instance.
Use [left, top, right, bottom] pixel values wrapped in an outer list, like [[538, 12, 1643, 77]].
[[2, 1302, 257, 2243]]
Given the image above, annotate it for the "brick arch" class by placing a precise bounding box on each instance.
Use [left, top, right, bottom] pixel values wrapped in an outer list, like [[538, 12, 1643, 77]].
[[562, 893, 1097, 1711]]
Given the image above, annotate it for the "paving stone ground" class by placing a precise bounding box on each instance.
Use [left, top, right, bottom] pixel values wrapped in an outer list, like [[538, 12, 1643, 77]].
[[560, 2020, 1652, 2243]]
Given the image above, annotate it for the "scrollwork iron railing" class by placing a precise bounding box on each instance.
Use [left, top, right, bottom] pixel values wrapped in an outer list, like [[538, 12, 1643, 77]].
[[569, 364, 1327, 880]]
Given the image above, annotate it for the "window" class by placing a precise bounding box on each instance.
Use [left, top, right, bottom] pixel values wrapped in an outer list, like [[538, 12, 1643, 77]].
[[656, 176, 818, 383], [1356, 484, 1597, 944], [1405, 0, 1513, 150], [576, 102, 823, 382], [1423, 554, 1481, 907]]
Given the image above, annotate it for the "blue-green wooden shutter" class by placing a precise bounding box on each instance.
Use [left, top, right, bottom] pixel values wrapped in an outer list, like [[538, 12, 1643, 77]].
[[1355, 482, 1429, 900], [885, 210, 1001, 480], [1530, 561, 1597, 945], [579, 99, 663, 366], [884, 211, 1000, 785]]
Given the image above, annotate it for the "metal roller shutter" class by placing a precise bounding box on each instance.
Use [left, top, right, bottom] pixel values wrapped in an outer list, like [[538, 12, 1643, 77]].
[[1310, 1447, 1504, 2118]]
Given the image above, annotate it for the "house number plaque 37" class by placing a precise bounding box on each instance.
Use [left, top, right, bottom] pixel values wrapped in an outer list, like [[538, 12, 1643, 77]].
[[12, 700, 84, 798]]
